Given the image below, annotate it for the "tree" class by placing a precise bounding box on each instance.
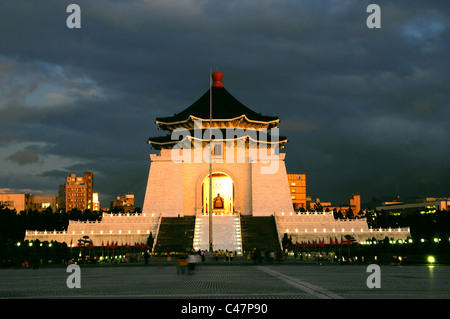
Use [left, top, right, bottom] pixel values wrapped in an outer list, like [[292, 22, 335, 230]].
[[333, 209, 344, 220], [313, 201, 323, 212], [346, 208, 354, 219], [281, 233, 292, 250], [333, 208, 339, 219]]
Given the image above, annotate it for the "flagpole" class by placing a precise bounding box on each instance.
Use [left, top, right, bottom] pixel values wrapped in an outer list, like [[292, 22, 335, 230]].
[[209, 67, 213, 253]]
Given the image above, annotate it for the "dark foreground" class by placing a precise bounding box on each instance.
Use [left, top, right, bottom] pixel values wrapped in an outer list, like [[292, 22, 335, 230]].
[[1, 262, 449, 299]]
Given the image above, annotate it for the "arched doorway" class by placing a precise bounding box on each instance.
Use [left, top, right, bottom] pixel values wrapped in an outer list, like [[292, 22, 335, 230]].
[[202, 172, 234, 215]]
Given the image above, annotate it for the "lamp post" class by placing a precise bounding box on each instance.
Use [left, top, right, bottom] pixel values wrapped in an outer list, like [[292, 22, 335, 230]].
[[209, 69, 213, 253]]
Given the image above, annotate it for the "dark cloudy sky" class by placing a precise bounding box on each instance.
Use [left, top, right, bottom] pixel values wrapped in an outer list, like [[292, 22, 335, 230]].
[[0, 0, 449, 209]]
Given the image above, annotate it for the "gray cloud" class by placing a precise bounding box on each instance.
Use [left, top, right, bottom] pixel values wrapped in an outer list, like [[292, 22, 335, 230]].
[[0, 0, 449, 207], [37, 169, 71, 179], [6, 149, 40, 166]]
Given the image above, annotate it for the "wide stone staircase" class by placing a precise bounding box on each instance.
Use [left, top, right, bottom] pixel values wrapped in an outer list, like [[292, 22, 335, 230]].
[[154, 216, 196, 252], [240, 216, 281, 253], [153, 215, 282, 254], [193, 215, 242, 254]]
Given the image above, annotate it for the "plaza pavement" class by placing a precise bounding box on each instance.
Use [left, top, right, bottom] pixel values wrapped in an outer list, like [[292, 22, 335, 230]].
[[1, 261, 450, 299]]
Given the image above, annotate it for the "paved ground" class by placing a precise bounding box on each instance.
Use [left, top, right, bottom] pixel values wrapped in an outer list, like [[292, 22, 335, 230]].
[[1, 262, 450, 300]]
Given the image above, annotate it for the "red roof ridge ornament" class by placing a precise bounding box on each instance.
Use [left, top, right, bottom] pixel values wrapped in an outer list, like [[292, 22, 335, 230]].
[[212, 72, 224, 88]]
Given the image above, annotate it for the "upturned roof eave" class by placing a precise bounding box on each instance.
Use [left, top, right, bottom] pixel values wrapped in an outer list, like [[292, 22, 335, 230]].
[[147, 134, 288, 146], [155, 114, 280, 128]]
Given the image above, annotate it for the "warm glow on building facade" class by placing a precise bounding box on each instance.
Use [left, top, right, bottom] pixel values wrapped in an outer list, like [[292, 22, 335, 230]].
[[287, 173, 307, 210], [143, 72, 293, 217], [93, 192, 100, 211], [0, 193, 59, 213], [111, 194, 135, 213], [59, 171, 94, 212]]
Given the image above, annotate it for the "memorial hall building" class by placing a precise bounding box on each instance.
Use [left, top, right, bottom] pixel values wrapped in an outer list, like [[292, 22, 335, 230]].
[[143, 71, 292, 218]]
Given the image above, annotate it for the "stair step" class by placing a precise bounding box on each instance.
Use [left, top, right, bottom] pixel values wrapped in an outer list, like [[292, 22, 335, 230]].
[[240, 216, 281, 252], [154, 215, 281, 253], [154, 217, 196, 252], [193, 216, 242, 253]]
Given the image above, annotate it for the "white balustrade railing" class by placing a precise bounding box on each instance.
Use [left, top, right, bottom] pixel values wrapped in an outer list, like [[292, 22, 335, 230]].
[[280, 227, 410, 234], [24, 213, 161, 246]]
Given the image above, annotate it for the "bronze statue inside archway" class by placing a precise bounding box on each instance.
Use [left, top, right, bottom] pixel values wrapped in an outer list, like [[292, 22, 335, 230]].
[[202, 172, 235, 215]]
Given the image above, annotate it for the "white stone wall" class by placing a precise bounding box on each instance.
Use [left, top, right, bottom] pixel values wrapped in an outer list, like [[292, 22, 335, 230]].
[[251, 153, 293, 216], [275, 212, 411, 243], [25, 213, 160, 247], [142, 150, 184, 217], [142, 147, 293, 217]]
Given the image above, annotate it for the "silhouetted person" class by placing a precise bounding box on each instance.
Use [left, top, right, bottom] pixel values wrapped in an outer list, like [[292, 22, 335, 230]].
[[31, 253, 39, 270], [188, 252, 197, 275]]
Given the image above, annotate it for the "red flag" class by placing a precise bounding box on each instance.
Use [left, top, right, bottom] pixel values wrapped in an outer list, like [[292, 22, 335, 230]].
[[340, 237, 350, 245], [101, 241, 104, 250], [106, 241, 110, 250]]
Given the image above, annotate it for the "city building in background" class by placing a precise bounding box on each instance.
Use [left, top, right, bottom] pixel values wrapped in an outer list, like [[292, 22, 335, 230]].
[[29, 195, 60, 212], [110, 194, 135, 213], [287, 173, 307, 211], [93, 193, 100, 211], [316, 194, 362, 216], [376, 197, 450, 215], [0, 193, 59, 213], [58, 171, 94, 212], [0, 193, 30, 213]]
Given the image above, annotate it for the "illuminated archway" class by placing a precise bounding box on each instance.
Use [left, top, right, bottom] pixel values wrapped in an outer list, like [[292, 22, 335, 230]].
[[202, 173, 234, 215]]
